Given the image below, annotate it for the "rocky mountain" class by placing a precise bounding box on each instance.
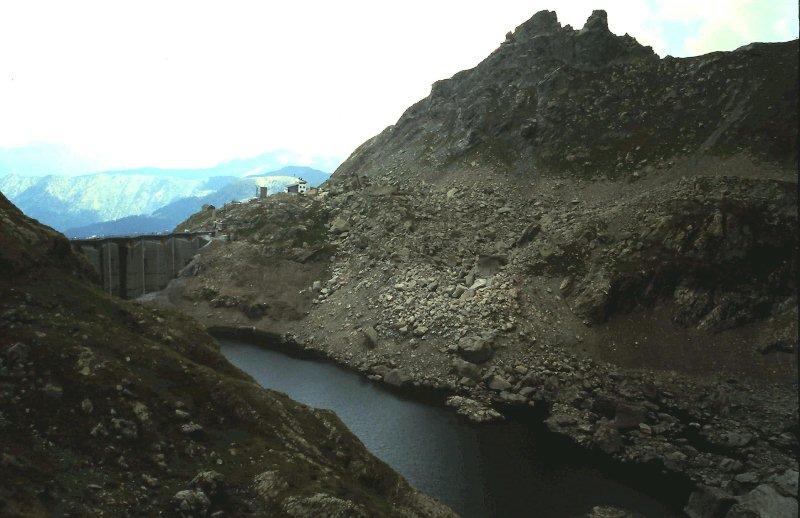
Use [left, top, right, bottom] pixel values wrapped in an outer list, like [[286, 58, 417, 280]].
[[160, 10, 798, 517], [335, 10, 796, 181], [1, 162, 330, 238], [0, 190, 454, 515]]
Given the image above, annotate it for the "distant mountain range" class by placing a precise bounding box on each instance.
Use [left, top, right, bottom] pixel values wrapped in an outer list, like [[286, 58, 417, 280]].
[[0, 145, 342, 177], [0, 159, 329, 238]]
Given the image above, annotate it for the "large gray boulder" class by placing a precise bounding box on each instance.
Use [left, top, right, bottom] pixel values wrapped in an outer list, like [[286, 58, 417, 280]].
[[384, 368, 411, 387], [456, 336, 493, 363], [451, 358, 481, 380], [726, 484, 798, 518], [684, 485, 736, 518], [769, 469, 799, 497]]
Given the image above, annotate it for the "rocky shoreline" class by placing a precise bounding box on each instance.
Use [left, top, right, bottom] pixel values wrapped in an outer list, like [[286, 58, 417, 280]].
[[186, 317, 797, 517], [150, 165, 797, 517], [209, 325, 696, 513], [151, 163, 797, 518]]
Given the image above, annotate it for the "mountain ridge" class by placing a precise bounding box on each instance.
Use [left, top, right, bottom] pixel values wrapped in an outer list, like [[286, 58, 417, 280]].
[[332, 10, 796, 183]]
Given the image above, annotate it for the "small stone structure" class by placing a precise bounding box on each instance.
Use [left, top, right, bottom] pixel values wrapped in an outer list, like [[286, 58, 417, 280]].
[[71, 232, 213, 298], [285, 178, 308, 194], [257, 186, 269, 199]]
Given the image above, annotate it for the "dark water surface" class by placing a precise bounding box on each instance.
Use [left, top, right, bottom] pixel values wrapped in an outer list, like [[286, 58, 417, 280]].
[[219, 339, 680, 518]]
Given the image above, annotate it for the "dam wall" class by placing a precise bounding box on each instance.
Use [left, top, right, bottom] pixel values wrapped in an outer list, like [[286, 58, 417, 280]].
[[71, 233, 212, 298]]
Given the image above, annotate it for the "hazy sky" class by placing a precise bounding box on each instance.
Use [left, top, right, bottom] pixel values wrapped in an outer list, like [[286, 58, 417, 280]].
[[0, 0, 797, 172]]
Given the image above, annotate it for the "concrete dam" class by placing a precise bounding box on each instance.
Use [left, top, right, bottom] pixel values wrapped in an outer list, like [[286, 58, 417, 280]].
[[71, 232, 213, 299]]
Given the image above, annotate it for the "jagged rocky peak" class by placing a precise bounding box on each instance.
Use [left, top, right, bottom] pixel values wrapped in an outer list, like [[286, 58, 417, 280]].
[[582, 9, 608, 31], [333, 8, 796, 182], [507, 9, 656, 68], [511, 9, 561, 37]]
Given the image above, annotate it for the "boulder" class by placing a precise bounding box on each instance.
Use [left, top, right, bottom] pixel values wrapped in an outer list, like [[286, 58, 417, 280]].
[[190, 470, 225, 500], [413, 325, 429, 337], [769, 469, 799, 497], [384, 369, 411, 387], [253, 470, 288, 502], [457, 336, 493, 363], [724, 431, 754, 448], [476, 255, 507, 277], [546, 413, 577, 430], [684, 485, 736, 518], [500, 391, 527, 404], [451, 358, 481, 380], [180, 422, 204, 435], [593, 420, 622, 454], [361, 326, 379, 349], [613, 402, 645, 431], [726, 484, 798, 518], [445, 396, 502, 422], [132, 402, 150, 423], [469, 278, 487, 291], [330, 216, 351, 234], [245, 302, 270, 319], [172, 489, 210, 517], [487, 375, 513, 391]]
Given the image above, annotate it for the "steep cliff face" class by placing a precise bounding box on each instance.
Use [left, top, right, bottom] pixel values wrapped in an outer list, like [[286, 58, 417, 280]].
[[0, 191, 453, 516], [333, 10, 796, 181]]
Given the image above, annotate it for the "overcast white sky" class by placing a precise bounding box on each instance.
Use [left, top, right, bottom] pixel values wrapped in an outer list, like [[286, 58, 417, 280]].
[[0, 0, 797, 172]]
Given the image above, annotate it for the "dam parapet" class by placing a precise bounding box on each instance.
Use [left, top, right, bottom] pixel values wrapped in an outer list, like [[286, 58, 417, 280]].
[[71, 232, 214, 298]]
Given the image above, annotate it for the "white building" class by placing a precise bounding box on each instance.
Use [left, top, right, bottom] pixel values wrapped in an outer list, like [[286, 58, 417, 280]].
[[285, 178, 308, 194]]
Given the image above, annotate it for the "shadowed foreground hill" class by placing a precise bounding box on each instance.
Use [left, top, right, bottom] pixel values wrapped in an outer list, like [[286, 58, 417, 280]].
[[0, 192, 453, 516]]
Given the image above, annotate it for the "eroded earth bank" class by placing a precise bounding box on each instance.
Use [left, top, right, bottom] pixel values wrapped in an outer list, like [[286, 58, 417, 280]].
[[152, 10, 798, 518]]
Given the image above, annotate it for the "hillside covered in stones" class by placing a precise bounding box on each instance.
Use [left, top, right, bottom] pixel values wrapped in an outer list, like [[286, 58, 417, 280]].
[[161, 9, 797, 518], [0, 191, 454, 516]]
